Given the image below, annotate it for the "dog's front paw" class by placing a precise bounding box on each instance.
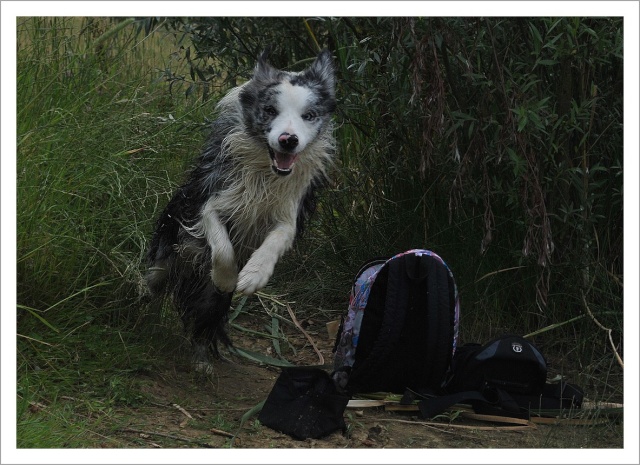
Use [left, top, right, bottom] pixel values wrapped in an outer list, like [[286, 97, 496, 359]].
[[236, 257, 275, 295], [211, 263, 238, 293]]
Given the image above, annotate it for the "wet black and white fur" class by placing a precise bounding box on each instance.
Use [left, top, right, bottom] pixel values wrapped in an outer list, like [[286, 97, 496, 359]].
[[145, 49, 336, 371]]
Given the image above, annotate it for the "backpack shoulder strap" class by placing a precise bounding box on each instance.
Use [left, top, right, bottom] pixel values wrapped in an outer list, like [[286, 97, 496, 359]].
[[422, 254, 455, 385], [347, 257, 410, 393], [352, 257, 388, 290]]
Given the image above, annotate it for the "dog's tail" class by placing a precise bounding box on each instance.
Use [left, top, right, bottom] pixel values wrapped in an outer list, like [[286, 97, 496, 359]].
[[144, 183, 192, 297], [144, 220, 177, 297]]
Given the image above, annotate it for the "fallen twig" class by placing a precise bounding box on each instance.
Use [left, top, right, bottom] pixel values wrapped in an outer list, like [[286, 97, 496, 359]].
[[117, 427, 213, 448], [461, 412, 533, 427], [210, 427, 234, 438], [284, 301, 325, 366], [172, 403, 193, 420], [581, 291, 624, 369], [28, 400, 48, 412], [257, 292, 325, 365], [376, 417, 533, 432]]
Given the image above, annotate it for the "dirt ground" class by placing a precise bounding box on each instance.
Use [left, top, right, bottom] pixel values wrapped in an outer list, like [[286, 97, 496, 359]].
[[106, 308, 624, 453]]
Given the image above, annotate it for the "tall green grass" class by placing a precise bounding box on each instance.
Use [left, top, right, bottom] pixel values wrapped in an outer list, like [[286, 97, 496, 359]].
[[18, 18, 181, 308], [16, 17, 215, 446]]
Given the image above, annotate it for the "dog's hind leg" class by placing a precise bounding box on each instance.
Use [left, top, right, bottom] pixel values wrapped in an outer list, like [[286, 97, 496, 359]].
[[177, 277, 233, 374]]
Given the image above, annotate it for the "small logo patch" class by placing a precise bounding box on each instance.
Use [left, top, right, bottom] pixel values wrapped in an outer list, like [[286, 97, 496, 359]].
[[512, 342, 523, 353]]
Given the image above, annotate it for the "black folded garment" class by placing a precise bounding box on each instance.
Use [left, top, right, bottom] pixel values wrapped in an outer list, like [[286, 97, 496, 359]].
[[258, 367, 350, 440]]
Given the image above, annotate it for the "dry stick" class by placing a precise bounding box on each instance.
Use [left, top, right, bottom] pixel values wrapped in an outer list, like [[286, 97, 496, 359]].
[[462, 412, 533, 427], [255, 291, 289, 306], [126, 406, 233, 439], [284, 301, 325, 366], [581, 291, 624, 369], [375, 418, 460, 436], [117, 427, 213, 448], [210, 427, 235, 438], [172, 403, 193, 420], [257, 292, 325, 365], [376, 418, 532, 433], [28, 400, 48, 411]]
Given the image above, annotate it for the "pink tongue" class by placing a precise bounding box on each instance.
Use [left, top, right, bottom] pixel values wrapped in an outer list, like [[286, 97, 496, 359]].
[[274, 152, 297, 170]]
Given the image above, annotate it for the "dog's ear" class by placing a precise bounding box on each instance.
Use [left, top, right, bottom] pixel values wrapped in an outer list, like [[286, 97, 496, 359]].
[[307, 49, 336, 94], [258, 45, 273, 63], [253, 47, 278, 82]]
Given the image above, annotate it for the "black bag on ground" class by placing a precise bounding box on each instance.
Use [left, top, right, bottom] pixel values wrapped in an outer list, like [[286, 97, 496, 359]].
[[418, 335, 584, 419], [258, 367, 350, 440], [446, 335, 548, 395]]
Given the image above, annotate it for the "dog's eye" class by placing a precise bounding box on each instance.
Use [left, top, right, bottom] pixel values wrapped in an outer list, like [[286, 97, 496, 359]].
[[302, 111, 317, 121], [263, 106, 277, 116]]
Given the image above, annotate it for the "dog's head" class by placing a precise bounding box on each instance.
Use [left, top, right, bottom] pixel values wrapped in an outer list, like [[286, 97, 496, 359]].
[[239, 49, 336, 176]]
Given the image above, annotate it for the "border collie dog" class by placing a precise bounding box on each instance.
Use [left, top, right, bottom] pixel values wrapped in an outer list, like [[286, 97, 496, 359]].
[[145, 49, 336, 371]]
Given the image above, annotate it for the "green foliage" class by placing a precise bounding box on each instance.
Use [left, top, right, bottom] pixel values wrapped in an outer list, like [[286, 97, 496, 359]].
[[156, 17, 326, 98]]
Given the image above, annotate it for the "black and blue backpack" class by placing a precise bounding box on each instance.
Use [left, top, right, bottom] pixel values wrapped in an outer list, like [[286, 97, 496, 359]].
[[332, 249, 460, 395]]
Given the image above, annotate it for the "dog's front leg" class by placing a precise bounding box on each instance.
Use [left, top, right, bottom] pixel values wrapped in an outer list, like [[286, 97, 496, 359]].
[[236, 222, 296, 295], [201, 203, 238, 293]]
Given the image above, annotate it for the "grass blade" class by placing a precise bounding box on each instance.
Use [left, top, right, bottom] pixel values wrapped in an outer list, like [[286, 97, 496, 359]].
[[17, 305, 59, 333], [230, 347, 295, 368]]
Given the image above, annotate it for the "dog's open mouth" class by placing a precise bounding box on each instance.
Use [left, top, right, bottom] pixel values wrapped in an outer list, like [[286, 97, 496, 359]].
[[268, 147, 299, 176]]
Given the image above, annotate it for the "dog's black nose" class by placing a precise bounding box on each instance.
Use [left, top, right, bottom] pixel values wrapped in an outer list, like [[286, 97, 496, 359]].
[[278, 133, 299, 151]]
